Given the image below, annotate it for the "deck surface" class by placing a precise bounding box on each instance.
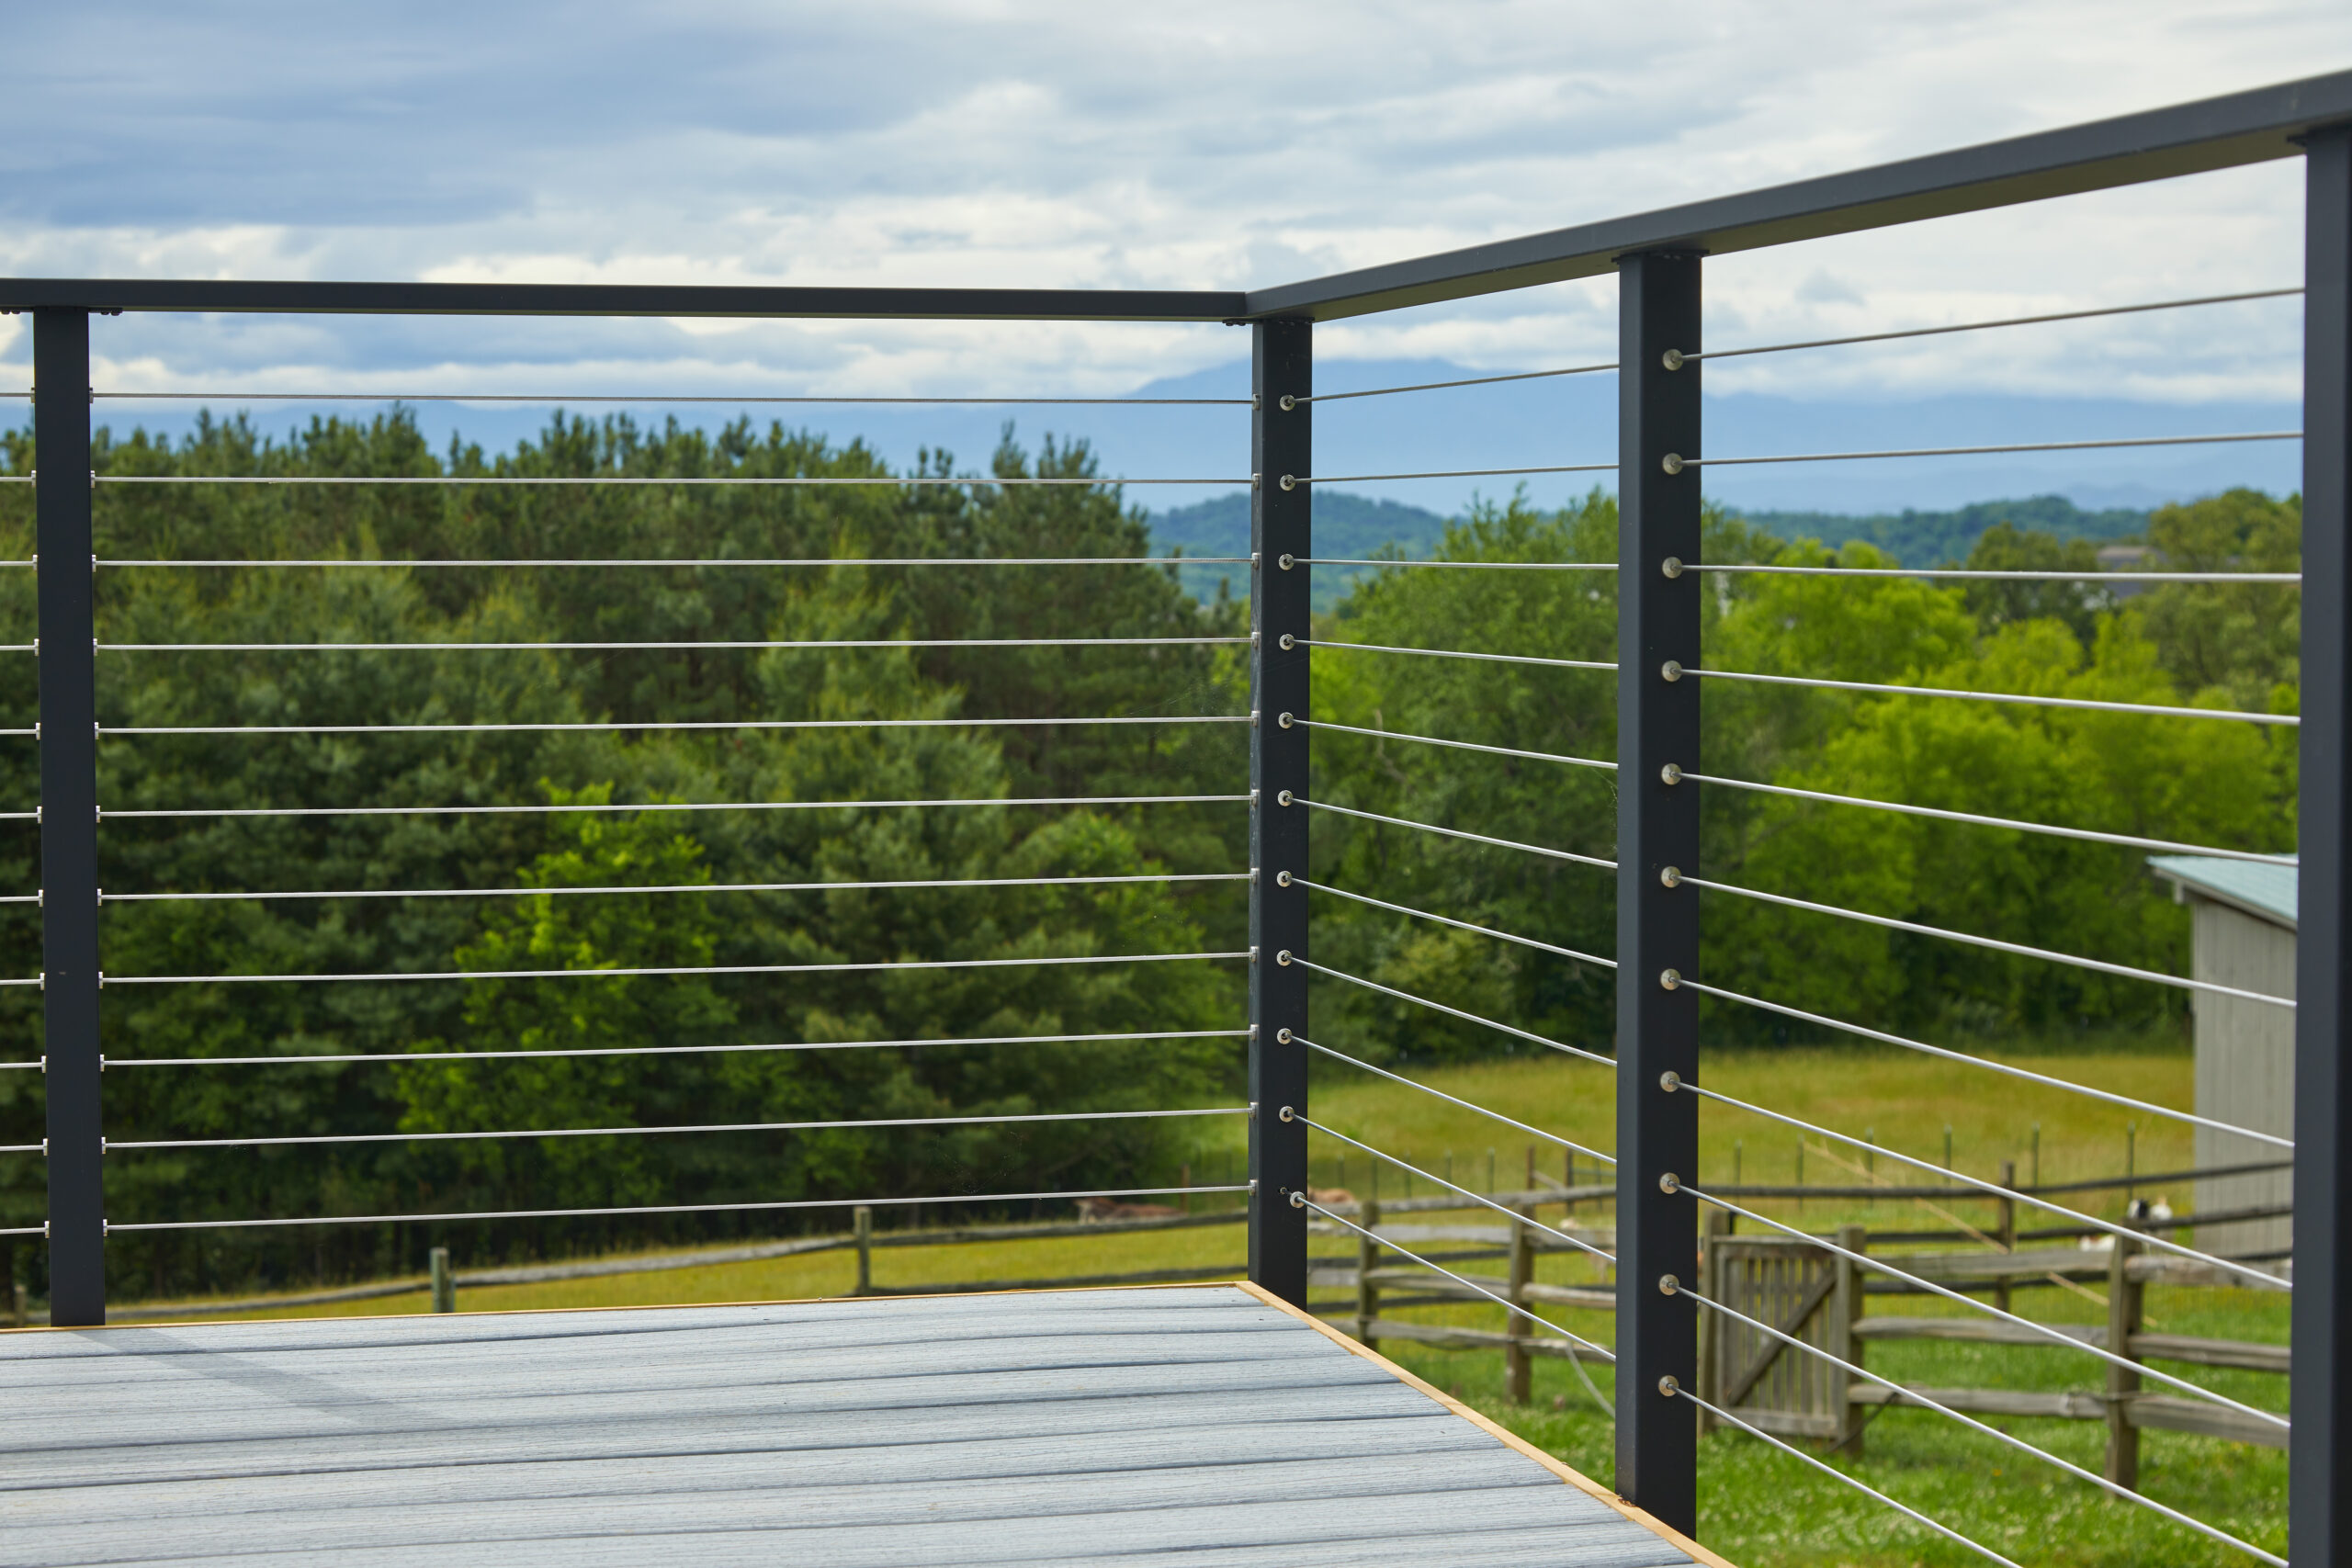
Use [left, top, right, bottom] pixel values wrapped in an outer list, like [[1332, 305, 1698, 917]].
[[0, 1283, 1701, 1566]]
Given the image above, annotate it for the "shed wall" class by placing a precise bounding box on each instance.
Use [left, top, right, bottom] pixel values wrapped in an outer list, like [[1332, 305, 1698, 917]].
[[2189, 898, 2295, 1258]]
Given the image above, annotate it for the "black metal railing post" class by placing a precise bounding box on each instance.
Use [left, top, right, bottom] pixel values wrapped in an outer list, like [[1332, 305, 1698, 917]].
[[1249, 317, 1311, 1304], [34, 309, 104, 1326], [1615, 250, 1702, 1535], [2293, 120, 2352, 1568]]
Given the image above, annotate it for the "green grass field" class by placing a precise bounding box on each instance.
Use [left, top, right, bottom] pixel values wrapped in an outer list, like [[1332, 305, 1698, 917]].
[[108, 1045, 2287, 1566]]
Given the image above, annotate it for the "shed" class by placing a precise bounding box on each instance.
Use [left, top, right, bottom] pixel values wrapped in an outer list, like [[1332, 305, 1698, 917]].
[[2146, 854, 2296, 1259]]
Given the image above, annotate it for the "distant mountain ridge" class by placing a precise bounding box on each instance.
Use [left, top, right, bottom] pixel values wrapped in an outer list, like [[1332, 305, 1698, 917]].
[[1147, 491, 2154, 608]]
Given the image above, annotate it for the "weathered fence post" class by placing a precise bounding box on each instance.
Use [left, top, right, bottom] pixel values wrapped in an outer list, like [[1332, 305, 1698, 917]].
[[1832, 1224, 1867, 1458], [36, 308, 105, 1328], [1250, 316, 1311, 1305], [428, 1247, 454, 1314], [1615, 246, 1704, 1538], [2106, 1223, 2144, 1490], [1505, 1203, 1536, 1404], [1996, 1159, 2018, 1314], [1694, 1209, 1731, 1431], [1356, 1195, 1381, 1351], [2293, 117, 2352, 1568], [854, 1205, 873, 1295]]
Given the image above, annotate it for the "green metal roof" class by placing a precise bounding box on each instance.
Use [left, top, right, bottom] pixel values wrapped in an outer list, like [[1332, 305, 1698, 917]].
[[2148, 854, 2299, 930]]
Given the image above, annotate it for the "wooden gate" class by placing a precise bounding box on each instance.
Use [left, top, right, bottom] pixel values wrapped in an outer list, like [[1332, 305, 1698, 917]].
[[1696, 1221, 1867, 1451]]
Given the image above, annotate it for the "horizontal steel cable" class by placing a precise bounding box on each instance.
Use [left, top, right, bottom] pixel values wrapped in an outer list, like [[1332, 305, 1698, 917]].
[[100, 791, 1250, 823], [1291, 1194, 1616, 1360], [0, 977, 40, 987], [1670, 663, 2296, 727], [1678, 286, 2303, 365], [101, 555, 1257, 569], [104, 949, 1250, 987], [0, 728, 36, 738], [1289, 875, 1612, 965], [1665, 1081, 2287, 1289], [1293, 796, 1617, 872], [107, 1103, 1250, 1153], [0, 1142, 41, 1154], [1668, 1280, 2274, 1566], [1676, 767, 2295, 865], [1295, 717, 1617, 773], [1292, 360, 1618, 402], [0, 1227, 37, 1236], [1668, 1384, 2023, 1568], [1294, 957, 1613, 1067], [1291, 637, 1614, 673], [105, 1027, 1250, 1068], [0, 1060, 38, 1070], [106, 871, 1251, 905], [1297, 1036, 1615, 1165], [1690, 563, 2299, 584], [0, 811, 35, 820], [1284, 1107, 1613, 1255], [105, 714, 1250, 738], [1293, 558, 1617, 571], [1677, 1186, 2292, 1490], [1672, 974, 2289, 1148], [1670, 874, 2290, 1008], [0, 893, 39, 904], [1670, 430, 2299, 470], [1281, 462, 1613, 484], [105, 1183, 1255, 1235], [102, 635, 1250, 653], [95, 391, 1252, 406], [100, 473, 1249, 488]]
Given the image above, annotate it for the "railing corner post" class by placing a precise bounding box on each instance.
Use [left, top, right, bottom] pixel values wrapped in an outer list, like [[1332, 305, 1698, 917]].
[[1615, 249, 1702, 1537], [1249, 317, 1311, 1305]]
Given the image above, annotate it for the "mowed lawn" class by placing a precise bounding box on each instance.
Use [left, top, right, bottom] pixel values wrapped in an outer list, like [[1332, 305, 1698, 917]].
[[112, 1045, 2286, 1565]]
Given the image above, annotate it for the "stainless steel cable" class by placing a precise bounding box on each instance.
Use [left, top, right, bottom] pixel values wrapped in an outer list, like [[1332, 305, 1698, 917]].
[[1670, 874, 2292, 1008], [1283, 462, 1614, 484], [1671, 663, 2297, 727], [1293, 795, 1617, 872], [106, 1182, 1255, 1234], [0, 977, 41, 987], [1293, 360, 1618, 402], [1297, 1037, 1614, 1164], [0, 811, 35, 820], [106, 871, 1252, 905], [1294, 956, 1614, 1067], [0, 1060, 39, 1071], [107, 1103, 1251, 1152], [104, 1027, 1250, 1068], [1294, 558, 1618, 571], [1672, 973, 2290, 1149], [1284, 1111, 1613, 1263], [1293, 637, 1615, 673], [0, 729, 36, 738], [105, 714, 1250, 739], [104, 949, 1250, 987], [1667, 1385, 2025, 1568], [1672, 431, 2299, 470], [1675, 1182, 2291, 1445], [102, 555, 1258, 569], [100, 473, 1250, 489], [0, 1142, 43, 1154], [1291, 1193, 1617, 1361], [94, 391, 1252, 406], [0, 894, 40, 905], [1295, 718, 1617, 773], [103, 635, 1250, 653], [1676, 767, 2296, 865], [101, 791, 1250, 822], [1691, 563, 2299, 584], [1665, 1080, 2288, 1290], [1668, 1281, 2274, 1566], [1679, 286, 2302, 365], [1288, 874, 1613, 966]]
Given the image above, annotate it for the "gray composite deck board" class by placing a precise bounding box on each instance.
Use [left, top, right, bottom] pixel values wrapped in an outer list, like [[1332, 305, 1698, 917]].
[[0, 1284, 1697, 1567]]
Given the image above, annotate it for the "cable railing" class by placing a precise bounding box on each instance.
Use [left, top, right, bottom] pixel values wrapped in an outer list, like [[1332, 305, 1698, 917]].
[[6, 70, 2344, 1568]]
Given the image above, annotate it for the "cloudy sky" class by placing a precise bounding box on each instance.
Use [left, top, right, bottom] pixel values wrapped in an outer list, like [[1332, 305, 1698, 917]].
[[3, 2, 2347, 468]]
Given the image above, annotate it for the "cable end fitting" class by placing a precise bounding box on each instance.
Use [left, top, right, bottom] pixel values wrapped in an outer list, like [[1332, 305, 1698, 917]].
[[1278, 394, 1297, 412], [1278, 633, 1295, 650], [1274, 869, 1292, 886], [1658, 968, 1680, 990], [1660, 660, 1683, 682], [1288, 1189, 1306, 1207], [1278, 1104, 1295, 1122], [1275, 949, 1294, 966], [1278, 474, 1297, 491], [1277, 711, 1294, 728], [1657, 1172, 1680, 1194], [1661, 349, 1685, 371], [1278, 553, 1295, 570], [1659, 865, 1681, 888], [1659, 762, 1682, 785], [1657, 1273, 1679, 1296], [1660, 453, 1686, 476], [1275, 1027, 1293, 1044], [1657, 1374, 1680, 1397], [1658, 1070, 1680, 1092], [1276, 790, 1294, 807], [1660, 556, 1683, 579]]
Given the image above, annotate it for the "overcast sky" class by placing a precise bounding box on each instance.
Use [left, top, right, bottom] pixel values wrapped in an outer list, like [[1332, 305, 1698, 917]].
[[4, 3, 2348, 412]]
